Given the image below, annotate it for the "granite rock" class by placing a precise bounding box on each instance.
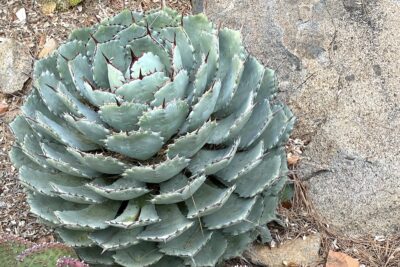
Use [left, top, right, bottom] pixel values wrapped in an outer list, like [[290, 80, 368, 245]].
[[205, 0, 400, 235], [245, 234, 321, 267], [0, 38, 32, 94]]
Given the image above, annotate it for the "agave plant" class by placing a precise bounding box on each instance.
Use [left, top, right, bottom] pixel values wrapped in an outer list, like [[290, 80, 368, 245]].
[[10, 7, 295, 267]]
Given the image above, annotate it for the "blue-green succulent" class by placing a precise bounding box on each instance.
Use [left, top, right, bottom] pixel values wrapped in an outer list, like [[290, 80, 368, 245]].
[[10, 7, 295, 267]]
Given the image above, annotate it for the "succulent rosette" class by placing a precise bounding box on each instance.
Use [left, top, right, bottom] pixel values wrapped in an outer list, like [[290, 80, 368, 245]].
[[10, 7, 295, 267]]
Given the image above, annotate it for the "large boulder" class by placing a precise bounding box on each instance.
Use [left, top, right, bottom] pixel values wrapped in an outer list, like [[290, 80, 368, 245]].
[[0, 38, 32, 94], [205, 0, 400, 235]]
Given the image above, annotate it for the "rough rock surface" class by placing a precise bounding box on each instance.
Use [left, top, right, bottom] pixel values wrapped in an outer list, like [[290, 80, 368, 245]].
[[0, 38, 32, 94], [205, 0, 400, 235], [245, 234, 321, 266]]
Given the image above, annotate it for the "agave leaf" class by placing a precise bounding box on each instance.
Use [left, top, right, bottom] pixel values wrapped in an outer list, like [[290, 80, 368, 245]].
[[264, 154, 289, 196], [208, 91, 255, 144], [159, 221, 213, 257], [275, 105, 296, 146], [214, 55, 244, 113], [219, 56, 264, 116], [22, 88, 57, 120], [86, 25, 125, 57], [51, 182, 106, 204], [222, 196, 263, 235], [82, 80, 121, 107], [115, 72, 169, 102], [166, 120, 216, 158], [68, 54, 94, 98], [218, 29, 246, 79], [238, 99, 272, 149], [130, 52, 165, 79], [189, 60, 208, 102], [150, 256, 185, 267], [21, 134, 54, 170], [113, 242, 163, 267], [28, 194, 86, 225], [186, 231, 227, 267], [151, 70, 189, 106], [235, 148, 283, 198], [68, 148, 127, 174], [160, 27, 195, 72], [137, 204, 194, 242], [107, 63, 126, 90], [33, 111, 99, 151], [123, 156, 189, 183], [19, 166, 84, 197], [115, 24, 147, 45], [214, 140, 264, 183], [138, 99, 189, 139], [188, 138, 240, 175], [33, 53, 59, 79], [202, 194, 256, 230], [257, 225, 273, 243], [68, 27, 95, 42], [150, 174, 206, 204], [127, 35, 171, 71], [10, 116, 33, 143], [101, 9, 133, 26], [69, 55, 120, 107], [222, 230, 257, 259], [86, 177, 150, 201], [64, 114, 110, 145], [140, 9, 179, 29], [35, 71, 67, 116], [57, 40, 87, 85], [185, 184, 236, 219], [55, 201, 120, 230], [56, 82, 100, 122], [40, 142, 101, 179], [171, 44, 184, 72], [57, 39, 87, 62], [56, 228, 96, 247], [255, 68, 277, 102], [76, 247, 115, 265], [108, 200, 160, 229], [105, 130, 164, 160], [89, 227, 143, 251], [182, 80, 221, 132], [183, 14, 217, 84], [99, 102, 148, 132], [259, 195, 279, 225], [255, 104, 293, 151], [9, 146, 43, 170]]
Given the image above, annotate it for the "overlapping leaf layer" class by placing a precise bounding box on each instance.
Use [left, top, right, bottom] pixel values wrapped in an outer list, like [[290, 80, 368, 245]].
[[10, 7, 295, 267]]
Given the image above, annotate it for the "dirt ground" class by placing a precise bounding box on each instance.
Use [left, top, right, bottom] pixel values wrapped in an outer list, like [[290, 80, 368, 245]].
[[0, 1, 399, 266]]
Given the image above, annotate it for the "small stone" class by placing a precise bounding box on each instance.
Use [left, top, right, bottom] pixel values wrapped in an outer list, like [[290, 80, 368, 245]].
[[245, 234, 321, 267], [38, 38, 58, 59], [15, 8, 26, 23], [41, 2, 57, 15], [326, 251, 359, 267], [0, 103, 9, 114], [0, 38, 32, 94]]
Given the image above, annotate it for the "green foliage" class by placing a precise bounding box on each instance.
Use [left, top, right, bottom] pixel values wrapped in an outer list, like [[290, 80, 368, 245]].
[[10, 7, 295, 266], [0, 235, 87, 267]]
